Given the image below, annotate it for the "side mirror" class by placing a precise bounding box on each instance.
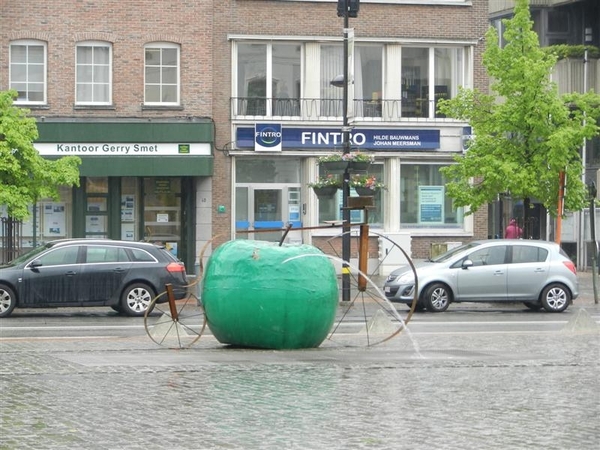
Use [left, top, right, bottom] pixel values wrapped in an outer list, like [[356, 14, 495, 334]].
[[29, 259, 43, 269], [462, 259, 473, 269]]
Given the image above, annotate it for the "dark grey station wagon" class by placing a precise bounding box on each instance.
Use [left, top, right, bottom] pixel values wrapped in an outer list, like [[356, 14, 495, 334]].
[[0, 239, 188, 318]]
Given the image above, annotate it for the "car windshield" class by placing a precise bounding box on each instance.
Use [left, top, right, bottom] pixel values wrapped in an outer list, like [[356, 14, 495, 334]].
[[431, 242, 482, 263]]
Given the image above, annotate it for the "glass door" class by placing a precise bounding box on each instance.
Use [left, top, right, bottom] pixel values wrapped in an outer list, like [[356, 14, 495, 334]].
[[142, 177, 181, 257], [236, 184, 302, 243], [85, 177, 108, 238], [254, 188, 283, 242]]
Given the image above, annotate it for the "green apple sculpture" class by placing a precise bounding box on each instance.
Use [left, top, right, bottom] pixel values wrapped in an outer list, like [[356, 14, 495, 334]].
[[201, 240, 339, 349]]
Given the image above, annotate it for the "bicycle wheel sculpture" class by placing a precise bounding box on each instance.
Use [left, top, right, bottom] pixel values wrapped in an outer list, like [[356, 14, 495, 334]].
[[144, 225, 418, 349], [317, 230, 419, 348], [144, 284, 206, 349]]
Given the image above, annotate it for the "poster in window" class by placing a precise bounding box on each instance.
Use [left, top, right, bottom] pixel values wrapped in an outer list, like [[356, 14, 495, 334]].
[[121, 223, 135, 241], [419, 186, 444, 224], [43, 202, 66, 237], [19, 205, 41, 238], [121, 195, 135, 222], [86, 215, 106, 233]]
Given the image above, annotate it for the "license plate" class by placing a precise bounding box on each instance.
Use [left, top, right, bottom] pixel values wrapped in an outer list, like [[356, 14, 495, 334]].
[[384, 286, 391, 293]]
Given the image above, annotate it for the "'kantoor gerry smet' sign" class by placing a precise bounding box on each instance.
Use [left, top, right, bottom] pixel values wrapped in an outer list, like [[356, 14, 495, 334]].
[[34, 143, 211, 156], [237, 126, 440, 151]]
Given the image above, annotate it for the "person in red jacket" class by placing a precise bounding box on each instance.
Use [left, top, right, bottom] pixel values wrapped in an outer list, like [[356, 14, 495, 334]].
[[504, 218, 523, 239]]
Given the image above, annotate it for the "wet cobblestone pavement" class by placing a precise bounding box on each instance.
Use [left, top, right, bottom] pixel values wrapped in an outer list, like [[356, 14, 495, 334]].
[[1, 326, 599, 450]]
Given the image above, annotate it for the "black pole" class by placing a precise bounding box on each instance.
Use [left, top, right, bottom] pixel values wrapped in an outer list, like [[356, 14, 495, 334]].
[[589, 182, 598, 303], [341, 6, 351, 302]]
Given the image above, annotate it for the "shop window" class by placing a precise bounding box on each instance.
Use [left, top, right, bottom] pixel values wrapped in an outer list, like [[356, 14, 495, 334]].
[[317, 164, 384, 227], [400, 164, 464, 228], [121, 177, 138, 241], [76, 41, 112, 105], [0, 186, 73, 252], [10, 39, 46, 104], [143, 177, 181, 255]]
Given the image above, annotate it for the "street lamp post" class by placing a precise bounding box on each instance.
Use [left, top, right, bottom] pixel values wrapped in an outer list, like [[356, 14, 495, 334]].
[[335, 0, 358, 302]]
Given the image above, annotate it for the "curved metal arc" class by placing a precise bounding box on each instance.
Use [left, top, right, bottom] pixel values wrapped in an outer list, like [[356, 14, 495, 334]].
[[282, 253, 416, 347], [313, 229, 420, 326]]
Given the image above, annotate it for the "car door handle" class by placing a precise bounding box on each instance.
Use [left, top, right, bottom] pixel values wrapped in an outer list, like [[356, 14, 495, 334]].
[[534, 268, 546, 273], [65, 271, 77, 276], [493, 271, 504, 276], [113, 268, 126, 273]]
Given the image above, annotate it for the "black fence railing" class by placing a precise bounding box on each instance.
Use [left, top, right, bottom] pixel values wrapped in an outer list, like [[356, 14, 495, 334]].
[[231, 97, 445, 120], [1, 217, 22, 264]]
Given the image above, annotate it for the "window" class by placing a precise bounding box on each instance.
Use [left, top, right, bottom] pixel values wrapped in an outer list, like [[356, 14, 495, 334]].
[[468, 246, 507, 267], [400, 164, 464, 228], [236, 42, 301, 116], [36, 246, 80, 266], [401, 46, 464, 118], [512, 246, 548, 264], [317, 164, 384, 227], [319, 44, 383, 118], [10, 40, 46, 104], [130, 248, 156, 262], [85, 246, 129, 263], [76, 41, 112, 104], [144, 43, 180, 105]]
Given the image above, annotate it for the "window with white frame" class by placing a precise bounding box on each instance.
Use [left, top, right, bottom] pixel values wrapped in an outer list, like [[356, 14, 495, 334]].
[[144, 43, 180, 105], [76, 41, 112, 105], [235, 42, 302, 116], [234, 40, 469, 120], [317, 163, 384, 227], [10, 40, 46, 104], [400, 163, 464, 228]]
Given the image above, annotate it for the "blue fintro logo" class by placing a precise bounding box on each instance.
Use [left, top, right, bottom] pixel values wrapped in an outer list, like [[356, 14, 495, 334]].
[[255, 123, 282, 151]]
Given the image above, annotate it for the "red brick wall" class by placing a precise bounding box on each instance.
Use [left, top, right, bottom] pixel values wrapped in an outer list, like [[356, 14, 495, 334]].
[[0, 0, 213, 119]]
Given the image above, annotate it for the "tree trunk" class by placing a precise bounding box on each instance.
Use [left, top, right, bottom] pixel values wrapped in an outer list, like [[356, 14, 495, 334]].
[[523, 197, 531, 239]]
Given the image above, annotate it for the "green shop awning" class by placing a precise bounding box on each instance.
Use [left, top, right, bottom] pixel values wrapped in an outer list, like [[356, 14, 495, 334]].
[[36, 118, 214, 177]]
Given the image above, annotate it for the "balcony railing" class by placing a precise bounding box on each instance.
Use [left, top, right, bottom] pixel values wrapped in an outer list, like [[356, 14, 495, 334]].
[[231, 97, 448, 122]]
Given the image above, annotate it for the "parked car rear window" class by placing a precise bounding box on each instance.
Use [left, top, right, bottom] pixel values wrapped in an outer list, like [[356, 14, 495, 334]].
[[86, 246, 129, 263], [512, 245, 548, 264], [129, 248, 156, 262]]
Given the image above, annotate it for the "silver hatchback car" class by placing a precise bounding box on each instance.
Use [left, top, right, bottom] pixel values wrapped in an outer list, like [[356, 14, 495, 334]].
[[383, 240, 578, 313]]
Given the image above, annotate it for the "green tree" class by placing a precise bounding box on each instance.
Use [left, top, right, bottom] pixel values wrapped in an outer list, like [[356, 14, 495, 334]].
[[0, 90, 81, 220], [438, 0, 600, 238]]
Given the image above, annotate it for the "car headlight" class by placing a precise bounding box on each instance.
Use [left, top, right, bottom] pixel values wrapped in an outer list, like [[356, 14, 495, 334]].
[[398, 273, 415, 284]]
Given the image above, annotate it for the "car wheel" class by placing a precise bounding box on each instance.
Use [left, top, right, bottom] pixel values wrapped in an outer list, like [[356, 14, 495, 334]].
[[111, 305, 124, 313], [423, 283, 450, 312], [121, 283, 156, 317], [0, 284, 17, 318], [540, 283, 570, 313], [523, 302, 542, 311]]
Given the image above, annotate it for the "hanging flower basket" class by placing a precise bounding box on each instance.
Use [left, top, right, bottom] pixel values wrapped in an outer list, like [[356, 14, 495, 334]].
[[308, 175, 342, 198], [349, 174, 386, 196], [312, 186, 339, 198], [320, 161, 349, 173], [317, 152, 374, 174], [347, 161, 371, 173], [354, 186, 378, 197]]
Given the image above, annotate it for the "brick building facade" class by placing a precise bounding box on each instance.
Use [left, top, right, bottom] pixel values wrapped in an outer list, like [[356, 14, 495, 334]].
[[1, 0, 489, 273]]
